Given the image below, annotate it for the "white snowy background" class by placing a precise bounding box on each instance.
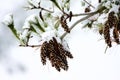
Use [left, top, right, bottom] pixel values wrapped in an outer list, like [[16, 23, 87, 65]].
[[0, 0, 120, 80]]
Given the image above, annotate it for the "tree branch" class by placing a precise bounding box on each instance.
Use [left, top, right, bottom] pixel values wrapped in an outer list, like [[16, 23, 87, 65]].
[[19, 44, 41, 47], [83, 0, 95, 9], [72, 11, 99, 17], [30, 7, 54, 13], [60, 6, 106, 39], [60, 11, 97, 39]]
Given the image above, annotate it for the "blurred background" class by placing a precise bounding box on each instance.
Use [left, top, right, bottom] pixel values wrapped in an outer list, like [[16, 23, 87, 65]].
[[0, 0, 120, 80]]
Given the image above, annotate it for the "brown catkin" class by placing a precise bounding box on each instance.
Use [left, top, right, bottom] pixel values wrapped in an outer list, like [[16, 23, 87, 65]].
[[49, 39, 63, 63], [40, 41, 48, 65], [117, 7, 120, 28], [54, 63, 61, 71], [108, 11, 115, 28], [113, 16, 118, 28], [58, 43, 73, 58], [60, 16, 70, 33], [104, 22, 112, 47], [117, 15, 120, 32], [49, 53, 55, 67], [64, 51, 73, 58], [113, 28, 120, 44]]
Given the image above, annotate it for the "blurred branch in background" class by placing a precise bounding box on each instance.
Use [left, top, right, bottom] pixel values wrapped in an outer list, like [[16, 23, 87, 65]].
[[0, 0, 28, 75]]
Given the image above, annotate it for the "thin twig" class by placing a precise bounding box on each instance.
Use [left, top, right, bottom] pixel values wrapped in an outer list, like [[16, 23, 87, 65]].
[[60, 11, 98, 39], [40, 7, 54, 13], [72, 11, 99, 17], [104, 45, 108, 54], [83, 0, 95, 9], [32, 7, 54, 13], [19, 44, 41, 47]]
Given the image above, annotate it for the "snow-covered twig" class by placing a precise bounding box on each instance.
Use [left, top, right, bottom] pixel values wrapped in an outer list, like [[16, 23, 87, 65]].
[[19, 44, 41, 47], [25, 0, 54, 13]]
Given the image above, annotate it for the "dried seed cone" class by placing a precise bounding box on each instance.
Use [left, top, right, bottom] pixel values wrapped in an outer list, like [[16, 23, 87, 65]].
[[103, 22, 112, 47], [113, 28, 120, 44], [40, 37, 73, 71]]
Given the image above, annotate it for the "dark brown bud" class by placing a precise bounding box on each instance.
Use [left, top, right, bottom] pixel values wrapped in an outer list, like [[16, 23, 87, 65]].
[[69, 11, 72, 22], [85, 7, 91, 13]]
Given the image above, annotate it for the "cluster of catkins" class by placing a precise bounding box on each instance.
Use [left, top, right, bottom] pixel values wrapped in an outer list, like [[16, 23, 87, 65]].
[[40, 37, 73, 71], [100, 7, 120, 47]]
